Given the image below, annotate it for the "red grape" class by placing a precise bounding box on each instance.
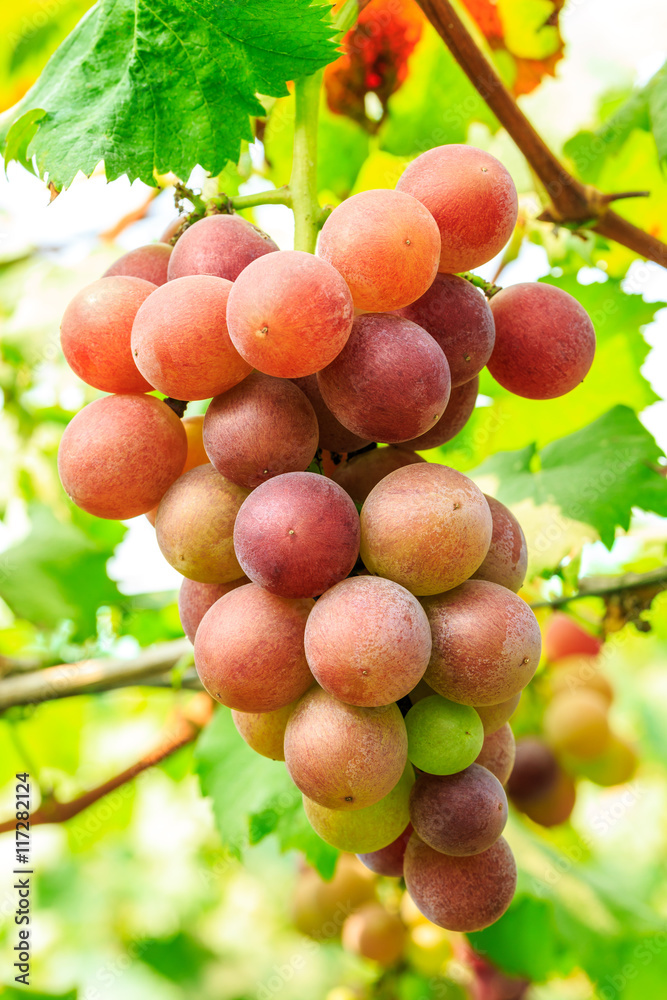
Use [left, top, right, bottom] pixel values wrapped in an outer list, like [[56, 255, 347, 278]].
[[488, 283, 596, 399], [396, 375, 478, 451], [332, 447, 425, 505], [291, 374, 371, 454], [233, 472, 360, 598], [471, 495, 528, 593], [409, 764, 508, 856], [400, 273, 495, 386], [178, 576, 248, 643], [203, 372, 318, 489], [194, 583, 314, 712], [317, 313, 451, 443]]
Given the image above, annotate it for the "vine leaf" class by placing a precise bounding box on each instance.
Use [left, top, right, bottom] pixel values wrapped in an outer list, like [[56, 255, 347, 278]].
[[0, 0, 338, 190], [471, 406, 667, 549]]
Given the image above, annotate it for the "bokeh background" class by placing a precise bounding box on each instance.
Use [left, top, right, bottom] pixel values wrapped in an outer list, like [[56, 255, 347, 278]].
[[1, 1, 667, 997]]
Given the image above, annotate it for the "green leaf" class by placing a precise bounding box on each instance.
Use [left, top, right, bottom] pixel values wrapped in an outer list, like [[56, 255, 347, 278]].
[[471, 406, 667, 548], [647, 62, 667, 164], [439, 273, 662, 471], [3, 107, 45, 174], [0, 504, 125, 639], [137, 932, 215, 984], [194, 707, 337, 876], [0, 992, 77, 1000], [0, 0, 338, 189]]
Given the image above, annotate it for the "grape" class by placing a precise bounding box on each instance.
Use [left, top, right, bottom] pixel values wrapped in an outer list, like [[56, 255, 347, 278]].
[[167, 213, 279, 281], [160, 217, 183, 243], [517, 768, 576, 827], [357, 823, 412, 877], [155, 465, 249, 583], [422, 580, 541, 705], [405, 922, 453, 978], [332, 447, 425, 505], [506, 738, 559, 803], [317, 313, 451, 444], [409, 764, 507, 856], [146, 414, 211, 526], [292, 854, 376, 939], [399, 273, 495, 386], [470, 496, 528, 593], [194, 582, 314, 712], [103, 243, 172, 285], [404, 833, 517, 932], [202, 371, 318, 489], [550, 655, 613, 704], [304, 576, 432, 707], [341, 902, 406, 965], [131, 275, 252, 400], [178, 576, 248, 643], [233, 472, 360, 599], [317, 188, 440, 312], [60, 277, 155, 394], [231, 700, 298, 761], [360, 464, 492, 596], [474, 694, 520, 736], [291, 375, 371, 454], [574, 735, 637, 787], [395, 375, 479, 452], [404, 695, 483, 775], [58, 394, 187, 520], [396, 145, 518, 273], [475, 724, 516, 785], [226, 250, 354, 377], [543, 689, 611, 759], [284, 687, 407, 810], [487, 283, 596, 399], [303, 764, 414, 854], [544, 612, 602, 660]]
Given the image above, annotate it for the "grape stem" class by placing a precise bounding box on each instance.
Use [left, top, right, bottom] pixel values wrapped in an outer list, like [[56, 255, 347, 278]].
[[415, 0, 667, 268], [459, 271, 502, 298], [291, 70, 324, 253], [0, 694, 212, 834]]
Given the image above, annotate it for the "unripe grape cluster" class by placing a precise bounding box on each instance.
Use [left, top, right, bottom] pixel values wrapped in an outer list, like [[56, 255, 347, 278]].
[[57, 144, 597, 933], [508, 614, 637, 827]]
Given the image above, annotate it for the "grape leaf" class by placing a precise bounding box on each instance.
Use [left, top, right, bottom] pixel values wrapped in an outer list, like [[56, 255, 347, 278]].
[[470, 406, 667, 549], [0, 504, 125, 639], [0, 0, 338, 189], [194, 707, 337, 877]]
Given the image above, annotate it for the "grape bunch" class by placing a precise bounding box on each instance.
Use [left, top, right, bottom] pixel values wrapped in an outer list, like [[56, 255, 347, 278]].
[[56, 144, 597, 933], [508, 614, 638, 827]]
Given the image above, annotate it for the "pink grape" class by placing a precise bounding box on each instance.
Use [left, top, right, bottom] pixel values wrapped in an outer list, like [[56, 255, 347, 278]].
[[194, 583, 314, 712], [58, 394, 187, 519], [167, 213, 278, 281], [396, 145, 518, 273], [60, 277, 155, 394], [103, 243, 172, 285], [317, 188, 440, 311], [131, 275, 252, 400], [291, 375, 371, 454], [178, 576, 248, 643], [226, 251, 355, 377], [332, 447, 425, 505], [471, 495, 528, 592]]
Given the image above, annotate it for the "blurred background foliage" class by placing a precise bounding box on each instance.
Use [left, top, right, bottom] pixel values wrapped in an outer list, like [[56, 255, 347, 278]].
[[0, 0, 667, 997]]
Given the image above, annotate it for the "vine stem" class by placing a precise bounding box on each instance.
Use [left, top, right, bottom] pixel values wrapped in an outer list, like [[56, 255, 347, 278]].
[[291, 70, 323, 253], [416, 0, 667, 268], [0, 694, 213, 834], [228, 186, 292, 211]]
